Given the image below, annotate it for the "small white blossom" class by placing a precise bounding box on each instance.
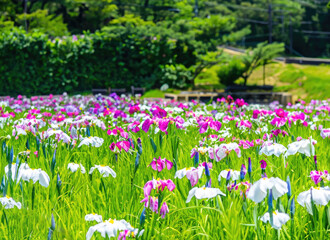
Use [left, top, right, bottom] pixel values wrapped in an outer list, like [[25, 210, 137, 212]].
[[285, 138, 317, 158], [186, 187, 225, 203], [247, 177, 288, 203], [0, 196, 21, 209], [218, 169, 240, 181], [89, 165, 116, 178], [86, 219, 133, 240], [297, 187, 330, 215], [259, 142, 287, 157], [260, 210, 290, 230], [68, 163, 86, 173], [85, 213, 103, 223], [78, 137, 104, 148], [17, 163, 50, 187]]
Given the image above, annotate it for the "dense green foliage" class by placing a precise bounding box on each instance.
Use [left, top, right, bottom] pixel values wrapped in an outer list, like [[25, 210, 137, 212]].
[[217, 57, 247, 86], [0, 29, 177, 95], [0, 0, 328, 96], [217, 42, 284, 86], [0, 9, 247, 95], [0, 0, 329, 57], [203, 0, 330, 57]]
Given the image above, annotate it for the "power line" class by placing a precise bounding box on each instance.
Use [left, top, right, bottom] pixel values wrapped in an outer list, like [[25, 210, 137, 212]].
[[236, 17, 268, 24], [268, 4, 273, 43], [222, 4, 268, 12], [221, 3, 295, 13], [244, 34, 269, 39], [303, 35, 330, 39], [297, 29, 330, 35]]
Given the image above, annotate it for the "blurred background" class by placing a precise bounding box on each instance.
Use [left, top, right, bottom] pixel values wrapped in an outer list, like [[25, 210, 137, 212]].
[[0, 0, 329, 101]]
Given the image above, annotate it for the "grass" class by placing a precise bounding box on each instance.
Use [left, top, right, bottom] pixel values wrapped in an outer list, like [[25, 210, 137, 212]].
[[0, 97, 329, 239], [141, 89, 165, 99], [244, 62, 330, 101], [141, 89, 182, 99], [182, 62, 330, 101], [144, 62, 330, 101]]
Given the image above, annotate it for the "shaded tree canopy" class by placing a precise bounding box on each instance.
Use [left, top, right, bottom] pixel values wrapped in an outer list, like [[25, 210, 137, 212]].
[[0, 0, 329, 57]]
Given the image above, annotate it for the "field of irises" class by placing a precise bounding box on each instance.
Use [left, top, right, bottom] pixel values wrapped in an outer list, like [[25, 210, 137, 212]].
[[0, 93, 329, 240]]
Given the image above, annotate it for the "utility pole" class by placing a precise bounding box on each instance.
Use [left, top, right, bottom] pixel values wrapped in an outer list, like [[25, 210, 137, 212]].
[[281, 11, 284, 36], [268, 3, 272, 43], [24, 0, 28, 32], [194, 0, 198, 17], [289, 18, 293, 55]]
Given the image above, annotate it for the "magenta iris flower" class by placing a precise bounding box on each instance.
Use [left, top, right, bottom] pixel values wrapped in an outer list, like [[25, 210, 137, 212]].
[[160, 202, 169, 218], [310, 170, 325, 185], [186, 169, 199, 187], [199, 119, 222, 134], [141, 179, 175, 219], [158, 118, 170, 132], [109, 141, 130, 152], [142, 118, 152, 133], [107, 127, 129, 139], [260, 160, 267, 170], [143, 179, 176, 198], [148, 157, 173, 172]]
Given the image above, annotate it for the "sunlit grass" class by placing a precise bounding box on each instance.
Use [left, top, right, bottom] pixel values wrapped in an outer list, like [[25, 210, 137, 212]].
[[0, 102, 329, 239]]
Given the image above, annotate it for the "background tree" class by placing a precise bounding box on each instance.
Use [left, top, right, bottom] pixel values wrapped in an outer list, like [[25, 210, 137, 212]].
[[240, 42, 284, 86], [259, 42, 284, 85], [217, 57, 246, 86], [0, 0, 328, 57]]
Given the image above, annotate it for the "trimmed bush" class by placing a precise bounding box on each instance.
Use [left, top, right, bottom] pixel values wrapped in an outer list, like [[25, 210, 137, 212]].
[[0, 29, 190, 96], [217, 57, 246, 86]]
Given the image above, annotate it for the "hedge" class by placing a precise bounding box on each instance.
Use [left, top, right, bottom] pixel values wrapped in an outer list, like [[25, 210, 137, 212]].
[[0, 29, 193, 96]]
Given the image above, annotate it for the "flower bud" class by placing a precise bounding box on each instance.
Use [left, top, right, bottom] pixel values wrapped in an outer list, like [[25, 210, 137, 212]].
[[286, 176, 291, 199], [290, 196, 295, 218], [240, 164, 246, 181], [248, 157, 252, 173], [140, 208, 146, 227], [194, 152, 199, 167]]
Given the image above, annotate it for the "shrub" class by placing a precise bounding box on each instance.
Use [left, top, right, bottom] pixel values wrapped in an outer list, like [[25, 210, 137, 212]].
[[217, 57, 246, 86], [0, 28, 177, 96], [159, 64, 193, 89]]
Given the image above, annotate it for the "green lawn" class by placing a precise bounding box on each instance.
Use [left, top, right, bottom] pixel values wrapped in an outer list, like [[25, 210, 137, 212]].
[[248, 63, 330, 101], [141, 89, 165, 99], [145, 62, 330, 101]]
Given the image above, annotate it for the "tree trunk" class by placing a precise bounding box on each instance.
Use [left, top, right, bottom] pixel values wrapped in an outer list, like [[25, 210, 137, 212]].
[[141, 0, 149, 20], [191, 79, 195, 90], [263, 64, 266, 85], [243, 76, 248, 86]]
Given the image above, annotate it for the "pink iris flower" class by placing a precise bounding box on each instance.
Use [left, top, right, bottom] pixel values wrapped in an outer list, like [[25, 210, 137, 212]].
[[107, 127, 129, 139], [160, 202, 169, 218], [275, 108, 288, 118], [148, 157, 173, 172], [128, 105, 140, 114], [310, 170, 326, 185], [260, 160, 267, 170], [109, 141, 130, 152], [142, 118, 152, 133], [151, 106, 167, 118], [185, 162, 212, 187], [186, 169, 199, 187], [118, 230, 130, 240], [127, 121, 140, 133], [158, 118, 170, 132], [236, 120, 252, 129], [143, 179, 176, 198], [199, 119, 222, 133]]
